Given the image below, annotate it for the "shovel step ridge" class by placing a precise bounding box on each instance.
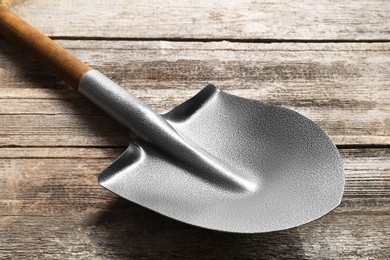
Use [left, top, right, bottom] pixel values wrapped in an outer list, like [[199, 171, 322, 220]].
[[80, 70, 257, 193]]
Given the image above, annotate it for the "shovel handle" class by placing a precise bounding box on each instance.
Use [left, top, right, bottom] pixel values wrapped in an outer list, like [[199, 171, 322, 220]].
[[0, 4, 91, 89]]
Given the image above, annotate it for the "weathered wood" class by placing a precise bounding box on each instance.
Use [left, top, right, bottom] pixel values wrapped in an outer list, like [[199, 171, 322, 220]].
[[0, 148, 389, 259], [5, 0, 390, 41], [0, 207, 389, 259], [0, 1, 389, 258], [1, 40, 389, 146], [0, 147, 123, 158]]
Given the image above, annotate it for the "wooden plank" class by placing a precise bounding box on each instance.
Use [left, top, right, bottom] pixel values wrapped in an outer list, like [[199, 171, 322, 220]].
[[6, 0, 390, 40], [0, 207, 388, 259], [0, 147, 122, 158], [1, 148, 388, 214], [0, 40, 389, 146], [0, 148, 389, 258]]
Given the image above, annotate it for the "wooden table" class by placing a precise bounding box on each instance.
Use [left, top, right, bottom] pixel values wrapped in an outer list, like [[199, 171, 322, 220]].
[[1, 0, 389, 258]]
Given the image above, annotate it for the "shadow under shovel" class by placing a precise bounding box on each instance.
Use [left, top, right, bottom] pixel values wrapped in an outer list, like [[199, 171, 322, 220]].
[[88, 198, 305, 259]]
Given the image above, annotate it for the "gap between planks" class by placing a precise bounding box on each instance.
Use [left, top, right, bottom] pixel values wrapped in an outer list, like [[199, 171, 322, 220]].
[[48, 36, 390, 44], [0, 146, 390, 159]]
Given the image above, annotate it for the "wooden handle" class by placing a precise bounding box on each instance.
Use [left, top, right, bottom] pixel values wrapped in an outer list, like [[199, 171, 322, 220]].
[[0, 5, 91, 89]]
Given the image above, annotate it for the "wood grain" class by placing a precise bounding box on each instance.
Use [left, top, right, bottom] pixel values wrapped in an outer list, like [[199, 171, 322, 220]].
[[0, 148, 389, 259], [6, 0, 390, 41], [0, 40, 389, 146]]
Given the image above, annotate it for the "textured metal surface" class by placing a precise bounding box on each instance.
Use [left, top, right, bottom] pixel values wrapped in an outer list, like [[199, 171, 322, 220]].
[[79, 70, 344, 233]]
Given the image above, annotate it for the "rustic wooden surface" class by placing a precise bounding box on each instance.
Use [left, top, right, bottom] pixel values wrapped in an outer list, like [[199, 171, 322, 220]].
[[0, 0, 389, 259]]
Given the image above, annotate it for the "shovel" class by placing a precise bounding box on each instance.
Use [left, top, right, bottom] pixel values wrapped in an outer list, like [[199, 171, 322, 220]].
[[0, 5, 344, 233]]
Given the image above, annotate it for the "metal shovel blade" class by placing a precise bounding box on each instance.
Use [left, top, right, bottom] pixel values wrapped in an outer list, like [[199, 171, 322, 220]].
[[98, 84, 344, 233]]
